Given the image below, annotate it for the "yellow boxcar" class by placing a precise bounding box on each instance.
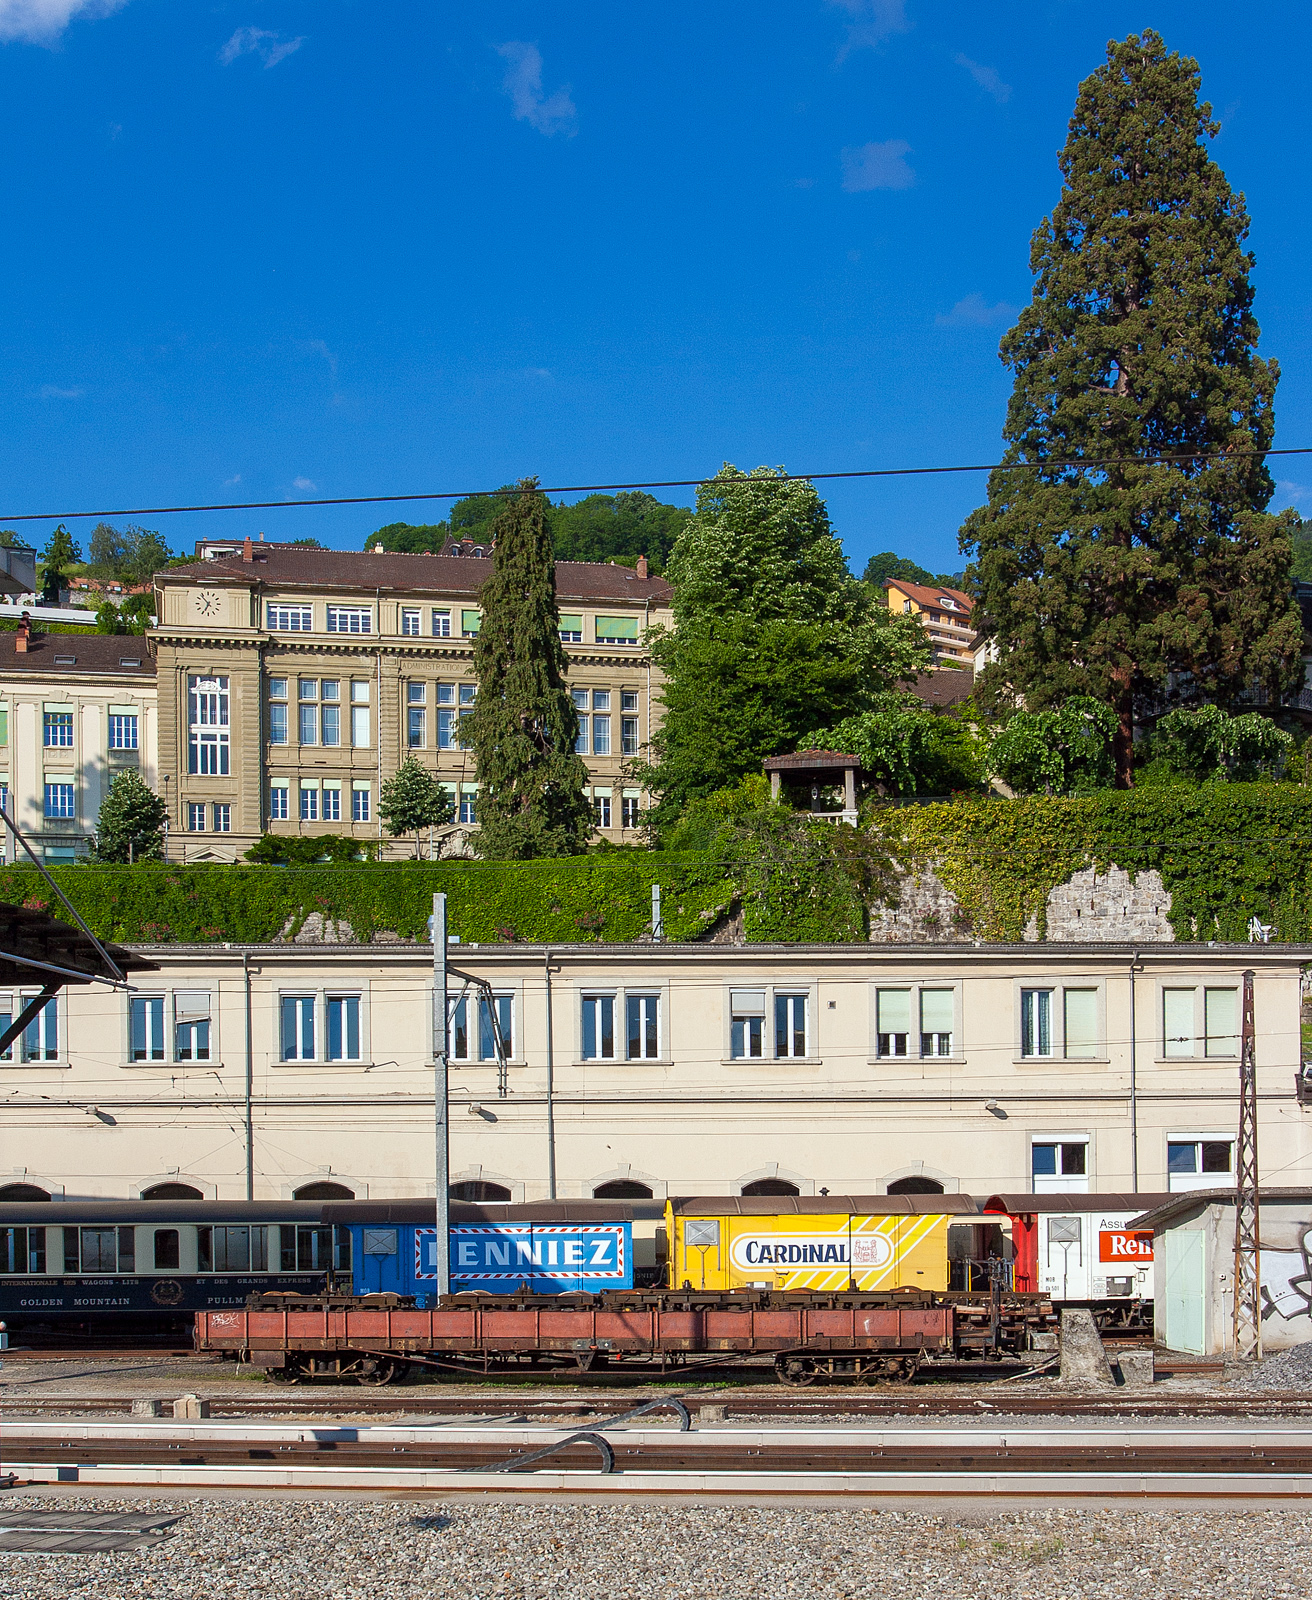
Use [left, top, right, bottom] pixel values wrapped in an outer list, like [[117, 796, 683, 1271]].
[[666, 1195, 982, 1293]]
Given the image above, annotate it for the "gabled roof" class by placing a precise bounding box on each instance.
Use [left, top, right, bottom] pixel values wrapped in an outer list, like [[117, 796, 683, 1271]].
[[908, 669, 974, 708], [157, 546, 673, 605], [884, 578, 974, 613], [763, 749, 862, 772], [0, 633, 154, 676]]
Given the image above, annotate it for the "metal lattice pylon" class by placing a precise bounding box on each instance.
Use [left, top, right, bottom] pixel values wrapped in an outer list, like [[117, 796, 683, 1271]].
[[1233, 968, 1262, 1360]]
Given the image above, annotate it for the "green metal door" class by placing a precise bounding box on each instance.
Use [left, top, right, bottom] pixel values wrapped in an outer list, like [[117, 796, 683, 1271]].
[[1162, 1230, 1205, 1354]]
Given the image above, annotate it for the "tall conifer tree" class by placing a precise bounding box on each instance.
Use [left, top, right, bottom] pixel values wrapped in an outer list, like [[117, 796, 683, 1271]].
[[467, 479, 592, 857], [963, 31, 1301, 785]]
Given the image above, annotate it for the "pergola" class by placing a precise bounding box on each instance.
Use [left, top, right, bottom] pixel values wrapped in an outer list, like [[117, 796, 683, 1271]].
[[762, 749, 862, 826]]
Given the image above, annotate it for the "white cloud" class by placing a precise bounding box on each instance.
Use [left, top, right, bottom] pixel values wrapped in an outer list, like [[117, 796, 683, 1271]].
[[935, 292, 1017, 328], [292, 477, 317, 492], [39, 383, 84, 398], [827, 0, 910, 60], [495, 41, 577, 137], [954, 52, 1011, 104], [223, 474, 242, 488], [0, 0, 126, 45], [304, 339, 338, 379], [220, 26, 305, 70], [840, 139, 914, 192]]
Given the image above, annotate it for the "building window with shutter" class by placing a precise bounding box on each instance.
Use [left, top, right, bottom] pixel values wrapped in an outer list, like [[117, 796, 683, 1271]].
[[876, 990, 910, 1057], [919, 989, 954, 1056]]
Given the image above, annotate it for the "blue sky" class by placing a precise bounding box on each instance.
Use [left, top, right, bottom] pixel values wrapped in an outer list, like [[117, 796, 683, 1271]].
[[2, 2, 1311, 576]]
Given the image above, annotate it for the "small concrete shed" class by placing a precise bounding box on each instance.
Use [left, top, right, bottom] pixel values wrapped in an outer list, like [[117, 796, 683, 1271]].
[[1131, 1188, 1312, 1356]]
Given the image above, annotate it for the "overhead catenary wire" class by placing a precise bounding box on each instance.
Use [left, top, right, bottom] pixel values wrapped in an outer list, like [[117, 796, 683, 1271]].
[[3, 445, 1311, 524]]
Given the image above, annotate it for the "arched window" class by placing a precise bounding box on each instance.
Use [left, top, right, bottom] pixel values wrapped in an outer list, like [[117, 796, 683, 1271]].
[[292, 1181, 355, 1200], [141, 1182, 204, 1201], [741, 1178, 801, 1197], [886, 1176, 945, 1196], [449, 1181, 513, 1202], [592, 1180, 653, 1200], [0, 1182, 50, 1202]]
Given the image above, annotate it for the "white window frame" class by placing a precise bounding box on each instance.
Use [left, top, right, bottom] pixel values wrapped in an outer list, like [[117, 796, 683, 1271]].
[[44, 781, 76, 820], [723, 981, 818, 1064], [213, 803, 231, 833], [577, 981, 671, 1065], [1030, 1133, 1092, 1194], [173, 990, 214, 1064], [870, 981, 964, 1063], [321, 781, 342, 823], [269, 783, 290, 822], [12, 990, 62, 1064], [267, 604, 313, 632], [187, 675, 230, 776], [108, 712, 139, 750], [351, 781, 371, 823], [448, 989, 518, 1065], [400, 607, 421, 637], [186, 802, 206, 832], [300, 782, 319, 822], [276, 989, 371, 1067], [1165, 1132, 1236, 1192], [326, 605, 373, 635], [129, 994, 167, 1062], [432, 608, 452, 638], [1156, 979, 1241, 1062], [1012, 977, 1107, 1063]]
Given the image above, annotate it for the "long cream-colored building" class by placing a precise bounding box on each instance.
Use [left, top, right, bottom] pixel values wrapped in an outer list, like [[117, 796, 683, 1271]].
[[3, 940, 1306, 1205], [150, 541, 673, 859]]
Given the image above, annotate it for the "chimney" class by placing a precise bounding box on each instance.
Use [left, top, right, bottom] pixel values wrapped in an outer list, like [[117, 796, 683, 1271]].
[[242, 536, 254, 563], [15, 611, 30, 653], [374, 544, 384, 554], [636, 555, 648, 579]]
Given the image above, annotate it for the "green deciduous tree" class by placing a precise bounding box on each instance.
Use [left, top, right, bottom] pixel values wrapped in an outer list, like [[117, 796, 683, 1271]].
[[1150, 705, 1292, 783], [637, 466, 931, 830], [466, 480, 592, 858], [986, 697, 1118, 795], [814, 699, 986, 797], [92, 770, 167, 862], [861, 552, 963, 590], [86, 523, 171, 584], [378, 755, 455, 858], [962, 30, 1302, 788], [39, 525, 81, 602]]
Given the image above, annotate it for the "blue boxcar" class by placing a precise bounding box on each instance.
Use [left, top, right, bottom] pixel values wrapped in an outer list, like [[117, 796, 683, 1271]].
[[323, 1201, 635, 1299]]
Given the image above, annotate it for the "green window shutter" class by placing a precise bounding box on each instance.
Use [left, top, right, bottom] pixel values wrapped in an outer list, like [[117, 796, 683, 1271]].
[[558, 613, 583, 633], [461, 609, 481, 635], [595, 615, 639, 642], [1163, 988, 1195, 1058], [876, 990, 911, 1033], [1204, 988, 1238, 1056], [1062, 989, 1098, 1059], [919, 989, 954, 1035], [0, 706, 7, 746]]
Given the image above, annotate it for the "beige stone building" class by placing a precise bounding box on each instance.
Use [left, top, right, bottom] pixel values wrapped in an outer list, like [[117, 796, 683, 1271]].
[[150, 541, 672, 860], [3, 940, 1306, 1205], [0, 626, 158, 864]]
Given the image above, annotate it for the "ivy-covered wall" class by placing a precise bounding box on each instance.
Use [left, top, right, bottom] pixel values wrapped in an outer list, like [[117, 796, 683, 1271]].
[[5, 785, 1312, 945], [868, 784, 1312, 943]]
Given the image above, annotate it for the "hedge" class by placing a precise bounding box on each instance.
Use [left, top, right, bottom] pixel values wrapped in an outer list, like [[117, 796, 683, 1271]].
[[0, 855, 737, 946], [6, 785, 1312, 946]]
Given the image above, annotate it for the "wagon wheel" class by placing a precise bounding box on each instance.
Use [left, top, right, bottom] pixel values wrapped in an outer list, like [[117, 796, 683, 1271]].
[[266, 1357, 304, 1385], [356, 1355, 399, 1387], [774, 1354, 816, 1387], [887, 1353, 922, 1385]]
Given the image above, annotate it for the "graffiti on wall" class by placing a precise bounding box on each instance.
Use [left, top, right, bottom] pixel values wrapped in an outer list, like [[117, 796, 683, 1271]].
[[1260, 1223, 1312, 1326]]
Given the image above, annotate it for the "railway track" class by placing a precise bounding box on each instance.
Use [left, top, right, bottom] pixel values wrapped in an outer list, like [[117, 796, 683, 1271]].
[[5, 1389, 1309, 1420], [5, 1418, 1312, 1499]]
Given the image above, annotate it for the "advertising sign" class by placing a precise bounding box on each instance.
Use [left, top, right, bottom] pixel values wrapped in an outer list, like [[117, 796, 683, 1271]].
[[678, 1212, 949, 1292], [1098, 1229, 1154, 1263], [413, 1224, 628, 1290]]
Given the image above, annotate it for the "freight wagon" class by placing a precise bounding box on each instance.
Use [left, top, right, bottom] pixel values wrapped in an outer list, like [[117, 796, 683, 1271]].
[[984, 1193, 1169, 1331], [326, 1201, 644, 1298], [665, 1194, 1002, 1293], [195, 1283, 1049, 1386]]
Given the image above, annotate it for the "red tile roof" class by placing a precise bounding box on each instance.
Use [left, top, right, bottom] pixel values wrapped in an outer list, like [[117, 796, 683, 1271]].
[[0, 632, 154, 675], [158, 546, 673, 605], [883, 577, 974, 614], [908, 668, 974, 708]]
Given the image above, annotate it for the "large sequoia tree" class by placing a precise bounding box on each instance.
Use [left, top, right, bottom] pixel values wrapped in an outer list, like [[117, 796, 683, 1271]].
[[963, 31, 1301, 785]]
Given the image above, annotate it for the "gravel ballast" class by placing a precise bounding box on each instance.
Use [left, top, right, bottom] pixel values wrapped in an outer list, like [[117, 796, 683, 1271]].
[[2, 1498, 1312, 1600]]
